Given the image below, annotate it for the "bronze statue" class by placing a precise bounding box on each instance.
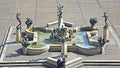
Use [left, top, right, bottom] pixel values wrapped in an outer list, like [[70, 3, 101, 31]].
[[22, 35, 29, 47], [16, 13, 21, 25], [97, 36, 105, 47], [103, 12, 108, 25], [89, 18, 97, 29], [16, 13, 22, 29], [25, 18, 33, 28], [57, 4, 63, 18], [56, 0, 63, 18], [61, 36, 66, 44]]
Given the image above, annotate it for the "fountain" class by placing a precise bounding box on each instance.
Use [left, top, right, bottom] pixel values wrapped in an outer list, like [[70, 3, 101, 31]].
[[16, 0, 109, 67]]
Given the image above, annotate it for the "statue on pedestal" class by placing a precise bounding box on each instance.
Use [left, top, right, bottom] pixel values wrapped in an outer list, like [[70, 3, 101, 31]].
[[97, 36, 105, 46], [89, 18, 97, 29], [97, 36, 106, 54], [57, 4, 64, 27], [57, 4, 63, 18], [16, 13, 22, 42], [22, 35, 30, 47], [103, 13, 109, 42], [103, 12, 108, 25], [16, 13, 21, 29], [25, 18, 33, 28]]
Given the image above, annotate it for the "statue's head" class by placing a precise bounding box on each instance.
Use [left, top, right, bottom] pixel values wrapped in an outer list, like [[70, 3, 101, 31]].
[[58, 4, 63, 8], [90, 17, 97, 24], [104, 12, 106, 15], [25, 18, 33, 27], [17, 13, 21, 16]]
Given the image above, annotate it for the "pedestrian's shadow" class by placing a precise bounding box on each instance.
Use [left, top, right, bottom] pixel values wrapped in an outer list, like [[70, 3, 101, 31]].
[[6, 48, 23, 58], [15, 48, 23, 55]]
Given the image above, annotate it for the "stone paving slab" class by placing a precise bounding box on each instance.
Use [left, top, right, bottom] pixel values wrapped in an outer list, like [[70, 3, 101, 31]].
[[0, 0, 16, 44]]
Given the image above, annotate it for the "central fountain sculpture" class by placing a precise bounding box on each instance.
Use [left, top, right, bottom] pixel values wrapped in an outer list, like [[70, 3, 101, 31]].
[[49, 4, 75, 43], [15, 0, 110, 67]]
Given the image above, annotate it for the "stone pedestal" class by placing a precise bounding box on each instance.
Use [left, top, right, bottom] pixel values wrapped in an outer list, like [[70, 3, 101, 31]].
[[102, 46, 105, 55], [58, 17, 65, 28], [99, 46, 105, 55], [16, 25, 22, 42], [61, 42, 67, 57], [58, 17, 63, 27], [103, 25, 109, 42]]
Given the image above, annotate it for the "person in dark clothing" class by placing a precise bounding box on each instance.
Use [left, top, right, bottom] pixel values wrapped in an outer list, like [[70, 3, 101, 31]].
[[57, 55, 66, 68]]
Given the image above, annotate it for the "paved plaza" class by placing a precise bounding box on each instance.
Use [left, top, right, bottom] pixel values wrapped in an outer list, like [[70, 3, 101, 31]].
[[0, 0, 120, 68]]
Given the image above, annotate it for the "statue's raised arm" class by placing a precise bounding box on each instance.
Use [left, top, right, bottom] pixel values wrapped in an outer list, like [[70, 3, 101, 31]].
[[16, 13, 21, 25]]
